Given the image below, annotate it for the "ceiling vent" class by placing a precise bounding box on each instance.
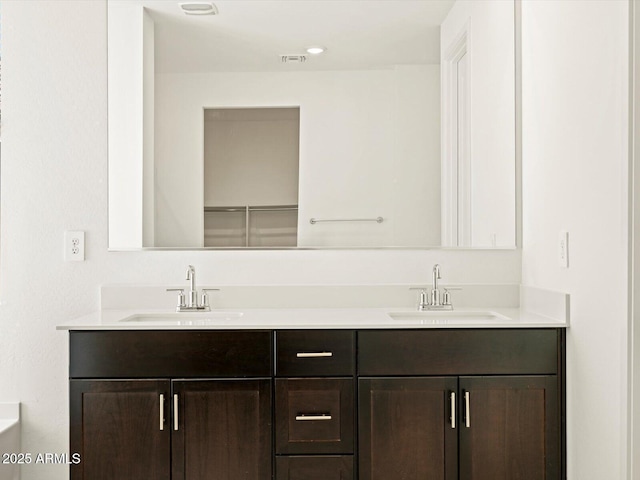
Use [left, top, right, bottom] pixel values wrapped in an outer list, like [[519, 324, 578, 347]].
[[281, 55, 307, 63], [179, 2, 218, 15]]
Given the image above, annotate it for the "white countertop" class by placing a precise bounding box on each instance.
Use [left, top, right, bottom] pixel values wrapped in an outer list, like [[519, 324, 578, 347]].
[[0, 403, 20, 436], [0, 420, 18, 436], [57, 306, 568, 330]]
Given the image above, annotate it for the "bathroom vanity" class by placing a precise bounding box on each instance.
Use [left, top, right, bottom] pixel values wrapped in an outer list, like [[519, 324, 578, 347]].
[[66, 318, 565, 480]]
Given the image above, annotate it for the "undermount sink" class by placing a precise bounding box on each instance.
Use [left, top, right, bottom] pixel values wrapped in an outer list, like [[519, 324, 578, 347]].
[[387, 310, 511, 324], [120, 312, 243, 324]]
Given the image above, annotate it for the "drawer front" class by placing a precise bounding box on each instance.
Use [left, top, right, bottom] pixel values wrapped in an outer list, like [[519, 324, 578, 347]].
[[69, 330, 272, 378], [358, 329, 559, 376], [275, 378, 354, 454], [276, 330, 355, 376], [276, 456, 354, 480]]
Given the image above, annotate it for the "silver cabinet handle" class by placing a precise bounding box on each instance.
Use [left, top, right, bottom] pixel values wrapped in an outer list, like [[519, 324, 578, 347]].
[[296, 352, 333, 358], [295, 414, 332, 421], [159, 394, 165, 431], [174, 394, 179, 431], [450, 392, 456, 429], [464, 391, 471, 428]]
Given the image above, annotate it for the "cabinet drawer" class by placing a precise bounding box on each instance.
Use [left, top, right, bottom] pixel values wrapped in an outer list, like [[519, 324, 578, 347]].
[[358, 329, 559, 376], [69, 330, 272, 378], [276, 330, 355, 376], [276, 456, 354, 480], [275, 378, 354, 454]]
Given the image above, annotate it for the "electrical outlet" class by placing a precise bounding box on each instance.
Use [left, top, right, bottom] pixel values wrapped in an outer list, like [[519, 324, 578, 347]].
[[64, 231, 85, 262], [558, 231, 569, 268]]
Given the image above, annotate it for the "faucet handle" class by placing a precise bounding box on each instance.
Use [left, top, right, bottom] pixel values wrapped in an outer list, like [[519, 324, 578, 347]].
[[441, 287, 462, 307], [409, 287, 430, 311], [201, 288, 220, 309], [442, 289, 451, 306], [166, 288, 186, 309]]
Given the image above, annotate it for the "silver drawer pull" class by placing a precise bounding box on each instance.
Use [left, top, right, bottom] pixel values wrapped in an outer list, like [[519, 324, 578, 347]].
[[295, 414, 332, 421], [464, 391, 471, 428], [159, 394, 165, 431], [450, 392, 455, 429], [296, 352, 333, 358], [174, 394, 179, 431]]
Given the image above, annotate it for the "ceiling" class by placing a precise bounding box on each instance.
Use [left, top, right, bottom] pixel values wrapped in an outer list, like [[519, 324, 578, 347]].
[[112, 0, 456, 73]]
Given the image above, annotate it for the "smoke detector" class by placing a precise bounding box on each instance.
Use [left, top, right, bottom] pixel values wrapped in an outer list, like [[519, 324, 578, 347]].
[[281, 55, 307, 63], [179, 2, 218, 15]]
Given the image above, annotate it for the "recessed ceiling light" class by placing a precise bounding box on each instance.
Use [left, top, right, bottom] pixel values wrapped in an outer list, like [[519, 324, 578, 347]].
[[306, 46, 326, 55], [179, 2, 218, 15]]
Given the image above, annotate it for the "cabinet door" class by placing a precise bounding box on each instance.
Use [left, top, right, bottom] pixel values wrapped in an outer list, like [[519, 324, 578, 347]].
[[459, 376, 559, 480], [359, 377, 458, 480], [70, 379, 171, 480], [172, 379, 272, 480]]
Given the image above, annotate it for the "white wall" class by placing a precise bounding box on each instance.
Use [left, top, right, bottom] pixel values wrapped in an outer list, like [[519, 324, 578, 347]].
[[154, 66, 442, 248], [633, 2, 640, 474], [142, 8, 155, 248], [107, 1, 145, 249], [521, 1, 630, 478], [203, 108, 299, 207], [441, 0, 516, 247], [0, 2, 521, 479]]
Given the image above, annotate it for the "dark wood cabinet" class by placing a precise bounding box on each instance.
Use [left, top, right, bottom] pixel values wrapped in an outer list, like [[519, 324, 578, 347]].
[[458, 376, 559, 480], [274, 330, 356, 479], [358, 329, 559, 376], [69, 330, 271, 378], [358, 376, 560, 480], [275, 456, 354, 480], [275, 378, 354, 455], [275, 330, 355, 377], [69, 330, 272, 480], [358, 330, 564, 480], [71, 378, 271, 480], [358, 377, 458, 480], [69, 328, 564, 480], [69, 380, 171, 480], [172, 379, 272, 480]]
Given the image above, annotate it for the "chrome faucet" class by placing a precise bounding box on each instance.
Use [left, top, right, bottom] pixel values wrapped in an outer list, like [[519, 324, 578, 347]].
[[431, 264, 442, 307], [186, 265, 198, 308], [167, 265, 219, 312], [410, 264, 453, 311]]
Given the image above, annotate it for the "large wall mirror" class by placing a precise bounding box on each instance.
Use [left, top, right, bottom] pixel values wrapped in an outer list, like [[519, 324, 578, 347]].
[[108, 0, 517, 249]]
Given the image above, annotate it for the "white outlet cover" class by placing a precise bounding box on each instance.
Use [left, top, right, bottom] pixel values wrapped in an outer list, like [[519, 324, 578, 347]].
[[558, 231, 569, 268], [64, 231, 85, 262]]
